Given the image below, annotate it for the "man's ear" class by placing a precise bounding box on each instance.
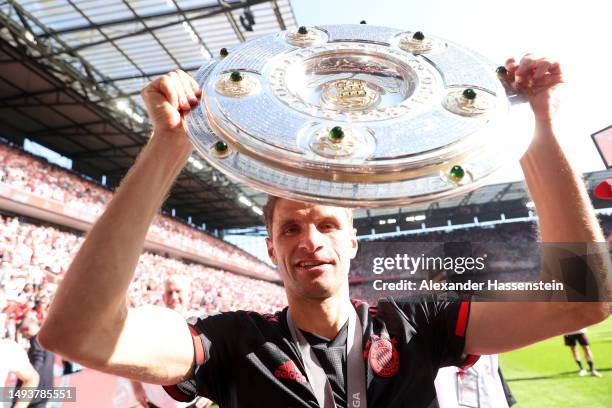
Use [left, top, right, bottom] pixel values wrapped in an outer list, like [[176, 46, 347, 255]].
[[266, 237, 278, 265], [350, 228, 358, 259]]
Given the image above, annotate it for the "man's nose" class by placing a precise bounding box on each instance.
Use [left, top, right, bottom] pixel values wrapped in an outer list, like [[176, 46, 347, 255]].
[[298, 225, 325, 252]]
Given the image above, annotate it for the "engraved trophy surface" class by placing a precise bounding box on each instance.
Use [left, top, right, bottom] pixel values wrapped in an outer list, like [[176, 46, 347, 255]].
[[185, 25, 529, 207]]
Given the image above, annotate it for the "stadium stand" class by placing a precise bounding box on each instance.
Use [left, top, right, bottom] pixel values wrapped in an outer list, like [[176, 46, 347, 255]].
[[0, 141, 277, 280], [0, 213, 286, 339]]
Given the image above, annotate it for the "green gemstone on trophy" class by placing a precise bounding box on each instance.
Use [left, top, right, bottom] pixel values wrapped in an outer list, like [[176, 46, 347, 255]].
[[214, 141, 228, 153], [449, 165, 465, 180], [298, 26, 308, 34], [229, 71, 242, 82], [496, 66, 508, 76], [412, 31, 425, 41], [220, 48, 228, 58], [328, 126, 345, 142], [462, 88, 476, 100]]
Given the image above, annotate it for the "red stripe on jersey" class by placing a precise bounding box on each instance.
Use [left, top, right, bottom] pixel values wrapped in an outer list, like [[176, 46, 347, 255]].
[[455, 300, 469, 337], [461, 354, 480, 369], [189, 325, 206, 365], [162, 385, 193, 402]]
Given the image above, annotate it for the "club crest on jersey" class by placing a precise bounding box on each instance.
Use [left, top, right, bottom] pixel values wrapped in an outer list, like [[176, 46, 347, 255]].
[[366, 335, 399, 378]]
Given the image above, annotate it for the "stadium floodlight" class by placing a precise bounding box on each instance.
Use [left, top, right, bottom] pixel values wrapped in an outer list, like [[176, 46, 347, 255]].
[[188, 157, 204, 170], [182, 21, 199, 43], [252, 206, 263, 215], [116, 100, 128, 111], [379, 220, 386, 225], [115, 99, 144, 124], [387, 218, 396, 224], [239, 195, 253, 207], [200, 46, 211, 59], [406, 214, 426, 222], [24, 30, 36, 44], [525, 201, 535, 208]]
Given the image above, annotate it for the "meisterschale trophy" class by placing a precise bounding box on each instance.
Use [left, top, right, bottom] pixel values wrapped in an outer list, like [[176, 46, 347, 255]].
[[185, 24, 529, 207]]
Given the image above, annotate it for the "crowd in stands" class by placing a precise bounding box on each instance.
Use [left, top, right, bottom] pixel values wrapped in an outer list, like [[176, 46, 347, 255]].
[[0, 141, 276, 279], [350, 221, 540, 278], [349, 215, 612, 303], [0, 213, 287, 344], [351, 216, 612, 279]]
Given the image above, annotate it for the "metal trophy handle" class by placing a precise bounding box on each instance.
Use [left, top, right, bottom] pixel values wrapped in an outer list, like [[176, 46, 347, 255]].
[[185, 25, 529, 207]]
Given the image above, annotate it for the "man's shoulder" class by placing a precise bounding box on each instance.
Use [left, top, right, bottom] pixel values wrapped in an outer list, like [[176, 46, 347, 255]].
[[187, 308, 288, 333], [369, 294, 464, 324], [372, 294, 438, 311]]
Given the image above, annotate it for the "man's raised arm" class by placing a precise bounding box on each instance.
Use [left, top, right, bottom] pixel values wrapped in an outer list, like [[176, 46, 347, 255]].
[[465, 55, 610, 355], [39, 70, 201, 383]]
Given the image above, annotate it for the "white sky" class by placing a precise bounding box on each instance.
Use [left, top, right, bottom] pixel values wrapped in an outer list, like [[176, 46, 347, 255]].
[[291, 0, 612, 183]]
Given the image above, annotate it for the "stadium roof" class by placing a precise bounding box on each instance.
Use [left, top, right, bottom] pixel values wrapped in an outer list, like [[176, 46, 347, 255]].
[[1, 2, 610, 232], [0, 0, 296, 229]]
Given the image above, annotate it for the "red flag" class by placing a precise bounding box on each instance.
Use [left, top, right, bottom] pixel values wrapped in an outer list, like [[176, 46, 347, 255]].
[[594, 179, 612, 200]]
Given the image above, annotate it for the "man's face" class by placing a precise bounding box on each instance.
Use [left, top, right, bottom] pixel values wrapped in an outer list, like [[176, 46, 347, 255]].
[[266, 199, 358, 300], [20, 324, 38, 339], [162, 281, 188, 314]]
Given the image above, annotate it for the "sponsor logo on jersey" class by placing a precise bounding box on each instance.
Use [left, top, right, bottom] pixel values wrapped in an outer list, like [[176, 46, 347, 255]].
[[274, 360, 307, 383]]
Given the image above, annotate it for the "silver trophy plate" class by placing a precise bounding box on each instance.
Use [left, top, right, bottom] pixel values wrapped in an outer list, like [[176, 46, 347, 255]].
[[185, 24, 530, 207]]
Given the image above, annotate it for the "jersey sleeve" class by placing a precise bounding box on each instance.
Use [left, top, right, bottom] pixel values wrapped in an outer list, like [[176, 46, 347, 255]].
[[391, 295, 480, 369], [162, 311, 243, 403]]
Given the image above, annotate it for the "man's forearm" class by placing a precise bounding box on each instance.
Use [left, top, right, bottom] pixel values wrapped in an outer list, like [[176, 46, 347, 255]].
[[520, 120, 603, 242], [521, 119, 610, 303], [40, 133, 192, 350]]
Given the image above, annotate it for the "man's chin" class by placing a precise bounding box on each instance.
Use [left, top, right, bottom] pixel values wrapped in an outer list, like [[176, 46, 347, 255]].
[[296, 276, 344, 299]]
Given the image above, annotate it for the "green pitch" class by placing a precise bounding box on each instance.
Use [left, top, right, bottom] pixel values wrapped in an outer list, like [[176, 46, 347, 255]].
[[500, 317, 611, 407]]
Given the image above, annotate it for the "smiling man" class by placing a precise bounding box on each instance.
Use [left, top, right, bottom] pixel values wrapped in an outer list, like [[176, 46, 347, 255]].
[[38, 55, 610, 408]]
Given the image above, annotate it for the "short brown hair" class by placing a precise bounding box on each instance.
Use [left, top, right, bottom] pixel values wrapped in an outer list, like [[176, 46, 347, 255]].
[[263, 195, 280, 237], [263, 195, 353, 237]]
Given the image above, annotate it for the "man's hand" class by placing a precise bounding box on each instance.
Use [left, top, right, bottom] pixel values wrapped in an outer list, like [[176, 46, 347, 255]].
[[503, 54, 564, 123], [141, 69, 201, 143]]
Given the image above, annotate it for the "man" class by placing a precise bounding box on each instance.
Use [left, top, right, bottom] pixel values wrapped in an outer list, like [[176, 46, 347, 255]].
[[434, 354, 514, 408], [563, 328, 602, 377], [131, 276, 212, 407], [14, 318, 55, 408], [1, 305, 40, 408], [38, 55, 609, 408]]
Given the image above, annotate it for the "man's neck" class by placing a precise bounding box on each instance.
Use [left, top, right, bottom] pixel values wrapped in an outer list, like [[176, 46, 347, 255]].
[[287, 289, 352, 340]]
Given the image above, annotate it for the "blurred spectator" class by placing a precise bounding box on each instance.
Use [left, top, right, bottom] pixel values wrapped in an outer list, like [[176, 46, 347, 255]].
[[0, 338, 39, 408], [13, 317, 54, 408], [131, 276, 213, 408], [434, 355, 515, 407]]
